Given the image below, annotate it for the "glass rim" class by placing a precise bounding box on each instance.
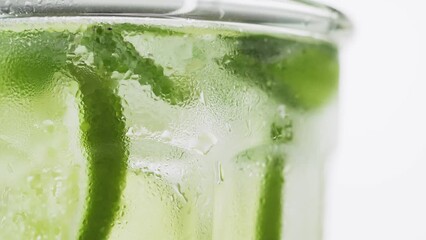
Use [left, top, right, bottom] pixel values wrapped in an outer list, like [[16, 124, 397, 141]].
[[0, 0, 352, 43]]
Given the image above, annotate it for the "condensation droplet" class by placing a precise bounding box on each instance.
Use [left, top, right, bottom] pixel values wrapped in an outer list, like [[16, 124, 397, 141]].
[[216, 161, 225, 184], [174, 183, 188, 203], [27, 175, 34, 183], [199, 91, 206, 105]]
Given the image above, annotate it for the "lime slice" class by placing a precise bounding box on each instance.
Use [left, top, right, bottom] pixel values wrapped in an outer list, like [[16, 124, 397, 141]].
[[234, 145, 286, 240], [0, 30, 83, 239], [67, 23, 194, 239], [0, 27, 127, 239], [0, 22, 190, 239], [256, 152, 285, 240], [0, 30, 68, 96], [68, 63, 128, 240], [220, 35, 339, 110]]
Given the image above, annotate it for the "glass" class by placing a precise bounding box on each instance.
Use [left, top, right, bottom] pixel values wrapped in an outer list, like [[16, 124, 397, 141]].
[[0, 0, 350, 239]]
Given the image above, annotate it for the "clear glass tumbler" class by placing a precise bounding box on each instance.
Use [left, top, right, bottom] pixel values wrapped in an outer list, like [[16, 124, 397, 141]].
[[0, 0, 350, 239]]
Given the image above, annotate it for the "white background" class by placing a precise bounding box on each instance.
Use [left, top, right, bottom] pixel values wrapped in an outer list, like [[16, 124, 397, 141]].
[[318, 0, 426, 239]]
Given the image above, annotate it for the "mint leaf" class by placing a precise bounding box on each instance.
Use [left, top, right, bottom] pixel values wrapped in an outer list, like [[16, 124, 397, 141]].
[[76, 24, 191, 105]]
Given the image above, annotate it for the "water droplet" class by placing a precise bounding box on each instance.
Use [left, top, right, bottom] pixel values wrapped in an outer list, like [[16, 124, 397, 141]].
[[174, 183, 188, 203], [27, 176, 34, 183], [216, 161, 225, 184], [199, 91, 206, 105]]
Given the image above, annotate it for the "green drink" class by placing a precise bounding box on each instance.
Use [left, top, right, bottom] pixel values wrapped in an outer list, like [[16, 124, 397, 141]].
[[0, 1, 349, 239]]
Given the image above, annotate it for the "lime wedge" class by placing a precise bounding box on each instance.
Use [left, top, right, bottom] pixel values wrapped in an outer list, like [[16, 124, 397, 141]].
[[229, 145, 286, 240], [67, 23, 193, 239], [0, 30, 82, 239], [220, 35, 339, 109], [1, 23, 188, 239], [68, 63, 128, 240], [256, 153, 285, 240], [0, 30, 68, 96]]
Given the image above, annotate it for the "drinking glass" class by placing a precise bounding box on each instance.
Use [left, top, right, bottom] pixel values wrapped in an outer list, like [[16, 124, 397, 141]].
[[0, 0, 350, 239]]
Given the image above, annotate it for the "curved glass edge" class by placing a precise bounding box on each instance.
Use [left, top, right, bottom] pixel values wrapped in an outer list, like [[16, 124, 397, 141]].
[[0, 0, 352, 44]]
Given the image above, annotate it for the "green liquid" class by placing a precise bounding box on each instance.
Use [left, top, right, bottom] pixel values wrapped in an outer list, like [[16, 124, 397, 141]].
[[0, 18, 338, 240]]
